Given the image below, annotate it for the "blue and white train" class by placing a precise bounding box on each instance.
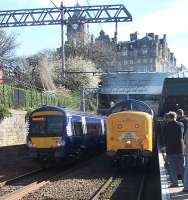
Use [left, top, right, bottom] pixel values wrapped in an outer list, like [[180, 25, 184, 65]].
[[27, 105, 106, 163]]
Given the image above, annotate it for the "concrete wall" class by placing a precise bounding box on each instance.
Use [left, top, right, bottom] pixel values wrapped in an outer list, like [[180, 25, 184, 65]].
[[0, 109, 27, 147]]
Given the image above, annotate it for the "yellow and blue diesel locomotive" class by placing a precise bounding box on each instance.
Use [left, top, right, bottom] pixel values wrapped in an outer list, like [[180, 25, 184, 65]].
[[106, 99, 155, 166], [27, 105, 106, 163]]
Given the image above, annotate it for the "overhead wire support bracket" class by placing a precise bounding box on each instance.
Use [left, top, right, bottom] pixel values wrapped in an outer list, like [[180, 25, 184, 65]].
[[0, 4, 132, 28]]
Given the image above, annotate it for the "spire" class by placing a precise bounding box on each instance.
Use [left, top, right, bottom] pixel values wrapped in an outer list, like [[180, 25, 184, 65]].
[[75, 0, 80, 6]]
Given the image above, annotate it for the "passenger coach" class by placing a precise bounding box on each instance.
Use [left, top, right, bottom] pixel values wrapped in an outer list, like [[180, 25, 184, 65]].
[[27, 105, 106, 163]]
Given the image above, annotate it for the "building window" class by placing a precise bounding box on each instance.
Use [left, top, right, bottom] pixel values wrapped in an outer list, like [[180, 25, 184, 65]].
[[143, 58, 148, 64], [137, 59, 141, 64], [142, 49, 148, 55], [123, 51, 128, 56], [144, 65, 148, 72], [124, 60, 127, 65], [129, 59, 134, 65]]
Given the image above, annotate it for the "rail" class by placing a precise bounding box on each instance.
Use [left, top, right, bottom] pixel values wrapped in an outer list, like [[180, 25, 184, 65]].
[[0, 155, 104, 200], [0, 168, 44, 187], [90, 172, 146, 200]]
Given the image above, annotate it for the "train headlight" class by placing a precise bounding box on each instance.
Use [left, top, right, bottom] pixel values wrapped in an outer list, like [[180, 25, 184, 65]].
[[27, 141, 36, 148], [56, 140, 65, 147], [32, 143, 36, 147], [27, 141, 32, 148]]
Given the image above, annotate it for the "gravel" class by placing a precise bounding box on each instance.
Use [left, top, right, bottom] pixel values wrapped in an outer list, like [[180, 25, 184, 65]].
[[0, 169, 54, 197], [21, 155, 113, 200]]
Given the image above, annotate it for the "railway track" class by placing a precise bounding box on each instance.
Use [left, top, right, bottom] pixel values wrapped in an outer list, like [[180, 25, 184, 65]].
[[0, 155, 106, 200], [90, 171, 145, 200], [0, 168, 44, 187], [0, 167, 55, 200]]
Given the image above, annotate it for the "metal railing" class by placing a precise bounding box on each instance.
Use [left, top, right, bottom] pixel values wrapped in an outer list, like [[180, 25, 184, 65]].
[[0, 83, 61, 109]]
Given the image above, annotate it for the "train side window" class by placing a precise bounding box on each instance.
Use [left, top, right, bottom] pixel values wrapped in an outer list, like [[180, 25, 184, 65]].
[[87, 123, 102, 135], [73, 121, 83, 136]]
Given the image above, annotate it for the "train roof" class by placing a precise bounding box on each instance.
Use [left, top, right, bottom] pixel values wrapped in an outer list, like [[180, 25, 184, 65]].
[[107, 99, 154, 116], [30, 105, 104, 119]]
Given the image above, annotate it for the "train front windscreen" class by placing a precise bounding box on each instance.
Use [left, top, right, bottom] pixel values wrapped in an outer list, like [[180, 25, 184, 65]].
[[30, 116, 64, 136]]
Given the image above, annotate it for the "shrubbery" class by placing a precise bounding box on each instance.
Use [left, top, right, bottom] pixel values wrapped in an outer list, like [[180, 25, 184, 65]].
[[0, 104, 11, 120]]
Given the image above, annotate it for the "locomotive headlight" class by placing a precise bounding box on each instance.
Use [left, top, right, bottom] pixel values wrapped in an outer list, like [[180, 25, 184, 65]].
[[126, 140, 131, 145]]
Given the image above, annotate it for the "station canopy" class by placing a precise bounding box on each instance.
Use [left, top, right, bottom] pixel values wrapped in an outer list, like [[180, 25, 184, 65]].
[[100, 72, 172, 95]]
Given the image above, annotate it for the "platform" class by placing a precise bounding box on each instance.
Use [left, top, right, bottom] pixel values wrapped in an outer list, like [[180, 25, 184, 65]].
[[159, 152, 188, 199]]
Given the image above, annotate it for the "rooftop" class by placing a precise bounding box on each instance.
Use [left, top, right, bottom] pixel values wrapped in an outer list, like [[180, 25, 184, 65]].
[[100, 72, 173, 95]]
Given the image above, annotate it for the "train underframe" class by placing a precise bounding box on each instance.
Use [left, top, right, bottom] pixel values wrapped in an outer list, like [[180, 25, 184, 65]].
[[29, 142, 105, 166], [29, 147, 68, 165], [109, 149, 153, 169]]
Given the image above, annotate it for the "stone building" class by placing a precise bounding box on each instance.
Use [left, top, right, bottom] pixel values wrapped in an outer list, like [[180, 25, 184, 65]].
[[66, 3, 90, 47], [64, 7, 178, 73], [115, 32, 177, 73]]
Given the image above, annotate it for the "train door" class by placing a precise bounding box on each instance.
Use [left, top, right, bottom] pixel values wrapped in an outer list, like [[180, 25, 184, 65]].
[[71, 115, 84, 154]]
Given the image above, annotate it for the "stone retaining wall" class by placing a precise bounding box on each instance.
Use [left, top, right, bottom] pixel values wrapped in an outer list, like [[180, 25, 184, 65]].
[[0, 144, 27, 163], [0, 109, 27, 147]]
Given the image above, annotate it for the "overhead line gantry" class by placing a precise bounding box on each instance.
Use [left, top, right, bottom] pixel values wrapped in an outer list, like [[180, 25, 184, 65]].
[[0, 3, 132, 77]]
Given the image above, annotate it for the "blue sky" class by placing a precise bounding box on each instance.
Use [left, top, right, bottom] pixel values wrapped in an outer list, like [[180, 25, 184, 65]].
[[1, 0, 188, 67]]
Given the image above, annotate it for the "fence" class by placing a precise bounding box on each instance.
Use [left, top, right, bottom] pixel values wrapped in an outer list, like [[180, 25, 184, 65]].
[[0, 84, 62, 109]]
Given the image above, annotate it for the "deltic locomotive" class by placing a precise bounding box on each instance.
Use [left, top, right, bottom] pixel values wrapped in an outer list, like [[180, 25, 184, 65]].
[[106, 99, 156, 167]]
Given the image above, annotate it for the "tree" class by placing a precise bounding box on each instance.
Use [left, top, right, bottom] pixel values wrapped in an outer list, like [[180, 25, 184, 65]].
[[62, 56, 100, 91], [38, 56, 56, 91], [0, 30, 17, 67], [65, 38, 117, 72]]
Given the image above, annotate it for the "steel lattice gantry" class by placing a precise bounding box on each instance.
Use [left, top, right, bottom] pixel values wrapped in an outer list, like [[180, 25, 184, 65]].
[[0, 4, 132, 28]]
